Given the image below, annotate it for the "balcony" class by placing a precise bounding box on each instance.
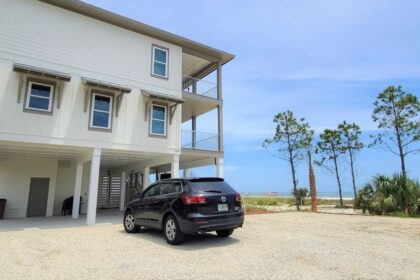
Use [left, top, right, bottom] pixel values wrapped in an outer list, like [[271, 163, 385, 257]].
[[182, 130, 219, 152], [182, 75, 217, 99]]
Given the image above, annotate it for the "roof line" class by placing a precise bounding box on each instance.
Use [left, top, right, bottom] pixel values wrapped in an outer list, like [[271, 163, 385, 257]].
[[38, 0, 235, 65]]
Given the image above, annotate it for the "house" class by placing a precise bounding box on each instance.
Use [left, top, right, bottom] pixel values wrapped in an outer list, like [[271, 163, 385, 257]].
[[0, 0, 234, 225]]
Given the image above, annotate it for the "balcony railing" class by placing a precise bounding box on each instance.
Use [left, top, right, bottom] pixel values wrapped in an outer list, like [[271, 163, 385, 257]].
[[182, 75, 217, 99], [182, 130, 219, 151]]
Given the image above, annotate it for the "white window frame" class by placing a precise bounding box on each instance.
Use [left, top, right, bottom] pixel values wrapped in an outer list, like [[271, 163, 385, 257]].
[[90, 93, 113, 130], [149, 104, 167, 136], [25, 81, 54, 112], [152, 45, 168, 78]]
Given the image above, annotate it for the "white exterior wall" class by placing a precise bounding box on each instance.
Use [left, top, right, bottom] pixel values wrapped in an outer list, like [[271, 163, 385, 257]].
[[53, 161, 91, 216], [0, 0, 182, 154], [0, 158, 58, 218]]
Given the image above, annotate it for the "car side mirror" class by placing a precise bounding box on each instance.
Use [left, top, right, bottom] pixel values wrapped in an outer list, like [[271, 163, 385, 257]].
[[133, 192, 142, 199]]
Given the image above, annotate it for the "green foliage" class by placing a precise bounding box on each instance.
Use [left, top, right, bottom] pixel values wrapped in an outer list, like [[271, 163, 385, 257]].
[[315, 129, 344, 165], [338, 121, 364, 154], [263, 111, 314, 163], [354, 174, 420, 216], [337, 121, 364, 199], [263, 111, 314, 210], [315, 129, 345, 206], [370, 86, 420, 174], [292, 187, 309, 205]]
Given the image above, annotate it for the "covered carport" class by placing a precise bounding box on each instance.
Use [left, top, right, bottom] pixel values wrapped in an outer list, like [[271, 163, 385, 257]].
[[0, 140, 177, 225]]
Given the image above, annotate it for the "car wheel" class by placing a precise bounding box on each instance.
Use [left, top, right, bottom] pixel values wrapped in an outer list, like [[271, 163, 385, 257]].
[[124, 211, 140, 233], [216, 229, 234, 237], [164, 215, 184, 245]]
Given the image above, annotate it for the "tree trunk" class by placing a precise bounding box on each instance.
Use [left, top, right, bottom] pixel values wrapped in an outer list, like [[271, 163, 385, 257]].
[[348, 148, 357, 200], [391, 99, 407, 177], [285, 116, 300, 211], [289, 157, 300, 211], [308, 151, 317, 212], [332, 145, 344, 207]]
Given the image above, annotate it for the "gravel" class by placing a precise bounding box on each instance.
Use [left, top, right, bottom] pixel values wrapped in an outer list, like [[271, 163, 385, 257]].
[[0, 212, 419, 279]]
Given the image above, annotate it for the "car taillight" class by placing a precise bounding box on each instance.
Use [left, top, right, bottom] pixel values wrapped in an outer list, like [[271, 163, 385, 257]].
[[181, 194, 206, 205], [236, 193, 241, 202]]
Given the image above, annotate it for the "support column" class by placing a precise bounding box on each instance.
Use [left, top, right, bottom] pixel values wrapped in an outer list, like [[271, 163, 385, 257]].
[[86, 148, 101, 226], [143, 167, 150, 189], [171, 155, 180, 178], [191, 115, 197, 149], [184, 168, 191, 177], [216, 157, 224, 178], [119, 171, 126, 211], [72, 163, 83, 219], [217, 62, 224, 152]]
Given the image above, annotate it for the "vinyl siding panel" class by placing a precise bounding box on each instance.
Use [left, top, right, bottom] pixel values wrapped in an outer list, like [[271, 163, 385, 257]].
[[0, 158, 58, 218], [0, 0, 182, 153]]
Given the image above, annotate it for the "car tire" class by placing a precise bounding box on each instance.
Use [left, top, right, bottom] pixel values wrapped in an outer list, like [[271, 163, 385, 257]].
[[164, 215, 184, 245], [124, 211, 140, 233], [216, 228, 234, 237]]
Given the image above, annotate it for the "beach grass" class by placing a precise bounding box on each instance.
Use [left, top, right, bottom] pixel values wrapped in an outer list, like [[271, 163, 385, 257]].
[[242, 196, 354, 208]]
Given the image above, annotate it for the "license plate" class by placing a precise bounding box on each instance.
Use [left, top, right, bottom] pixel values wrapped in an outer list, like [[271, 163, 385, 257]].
[[217, 204, 229, 212]]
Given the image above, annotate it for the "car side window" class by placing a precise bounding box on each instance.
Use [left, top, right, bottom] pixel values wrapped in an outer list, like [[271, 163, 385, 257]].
[[173, 182, 182, 193], [142, 184, 159, 198], [158, 183, 172, 195], [160, 182, 182, 195]]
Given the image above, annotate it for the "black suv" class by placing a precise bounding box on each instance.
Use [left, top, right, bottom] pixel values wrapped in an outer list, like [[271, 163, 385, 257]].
[[123, 177, 244, 245]]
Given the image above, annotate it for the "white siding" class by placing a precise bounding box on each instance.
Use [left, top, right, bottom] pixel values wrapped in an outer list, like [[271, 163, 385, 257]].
[[53, 161, 91, 216], [0, 0, 182, 154], [0, 158, 58, 218]]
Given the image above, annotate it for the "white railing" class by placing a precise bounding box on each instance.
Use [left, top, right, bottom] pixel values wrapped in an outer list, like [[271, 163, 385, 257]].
[[182, 130, 219, 151], [182, 75, 217, 99]]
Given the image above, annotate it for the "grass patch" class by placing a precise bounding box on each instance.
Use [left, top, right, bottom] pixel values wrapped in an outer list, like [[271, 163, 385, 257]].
[[384, 211, 420, 218], [242, 196, 354, 207]]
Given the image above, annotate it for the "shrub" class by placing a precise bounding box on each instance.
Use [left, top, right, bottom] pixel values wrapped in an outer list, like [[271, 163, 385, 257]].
[[292, 187, 309, 206], [355, 173, 420, 216]]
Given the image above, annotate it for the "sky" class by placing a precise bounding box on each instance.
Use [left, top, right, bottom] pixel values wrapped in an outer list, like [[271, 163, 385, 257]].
[[84, 0, 420, 195]]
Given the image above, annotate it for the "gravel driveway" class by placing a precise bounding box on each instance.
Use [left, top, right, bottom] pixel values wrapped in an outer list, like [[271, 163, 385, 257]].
[[1, 212, 419, 279]]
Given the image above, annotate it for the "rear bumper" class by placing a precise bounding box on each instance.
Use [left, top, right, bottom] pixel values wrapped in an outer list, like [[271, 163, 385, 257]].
[[178, 211, 245, 234]]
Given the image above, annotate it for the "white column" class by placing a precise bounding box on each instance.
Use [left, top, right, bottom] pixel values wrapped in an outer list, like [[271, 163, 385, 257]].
[[216, 157, 224, 178], [143, 167, 150, 190], [184, 168, 191, 177], [72, 163, 83, 219], [119, 171, 126, 211], [86, 148, 101, 226], [171, 155, 180, 178]]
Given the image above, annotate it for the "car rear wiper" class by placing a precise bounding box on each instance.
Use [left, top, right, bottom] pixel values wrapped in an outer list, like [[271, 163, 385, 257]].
[[203, 190, 222, 193]]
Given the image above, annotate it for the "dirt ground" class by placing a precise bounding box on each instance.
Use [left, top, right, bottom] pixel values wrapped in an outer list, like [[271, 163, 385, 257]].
[[0, 212, 419, 279]]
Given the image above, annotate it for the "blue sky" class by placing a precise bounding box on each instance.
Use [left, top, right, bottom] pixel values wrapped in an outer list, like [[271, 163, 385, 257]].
[[85, 0, 420, 194]]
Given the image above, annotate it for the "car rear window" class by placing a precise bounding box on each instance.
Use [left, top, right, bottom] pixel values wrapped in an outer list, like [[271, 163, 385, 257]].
[[187, 180, 235, 193]]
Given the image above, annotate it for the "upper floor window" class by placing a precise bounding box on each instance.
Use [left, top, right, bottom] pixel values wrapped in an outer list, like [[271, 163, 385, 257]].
[[90, 92, 113, 130], [150, 104, 167, 136], [152, 45, 168, 78], [25, 81, 54, 113]]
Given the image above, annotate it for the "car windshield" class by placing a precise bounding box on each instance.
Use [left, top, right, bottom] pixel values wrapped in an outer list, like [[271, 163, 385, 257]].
[[187, 180, 235, 193]]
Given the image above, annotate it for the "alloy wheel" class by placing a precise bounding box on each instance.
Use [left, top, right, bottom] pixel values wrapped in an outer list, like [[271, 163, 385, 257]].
[[166, 219, 176, 240], [125, 214, 135, 231]]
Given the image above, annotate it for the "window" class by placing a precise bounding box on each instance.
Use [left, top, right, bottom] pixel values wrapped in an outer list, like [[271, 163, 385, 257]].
[[25, 81, 54, 113], [142, 184, 160, 198], [90, 93, 113, 130], [150, 104, 167, 136], [152, 45, 168, 78]]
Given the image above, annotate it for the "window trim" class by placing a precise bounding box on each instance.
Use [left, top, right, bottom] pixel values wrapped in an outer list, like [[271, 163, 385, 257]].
[[151, 44, 169, 79], [149, 104, 167, 137], [23, 79, 55, 115], [89, 91, 114, 132]]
